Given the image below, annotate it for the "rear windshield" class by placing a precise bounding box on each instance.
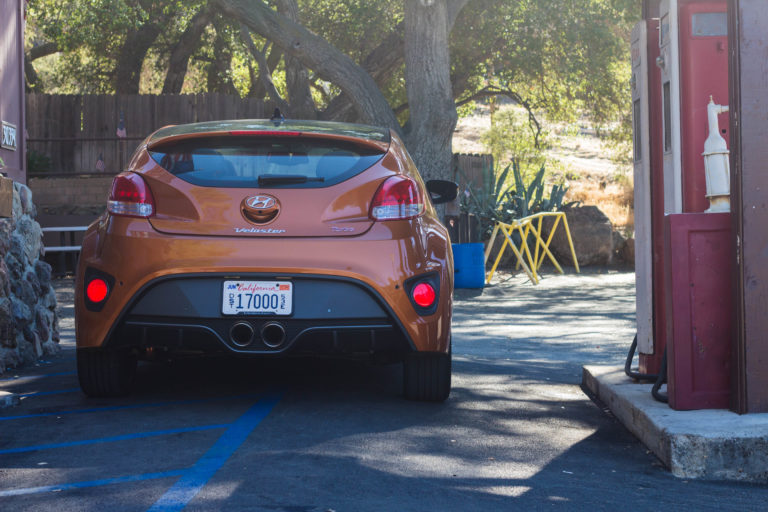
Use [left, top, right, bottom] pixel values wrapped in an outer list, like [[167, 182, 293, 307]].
[[148, 136, 386, 188]]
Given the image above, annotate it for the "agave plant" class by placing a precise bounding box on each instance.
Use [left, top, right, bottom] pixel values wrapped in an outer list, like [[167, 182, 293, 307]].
[[459, 159, 569, 240]]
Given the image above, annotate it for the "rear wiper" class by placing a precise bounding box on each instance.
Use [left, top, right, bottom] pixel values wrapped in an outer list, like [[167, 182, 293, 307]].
[[257, 174, 325, 186]]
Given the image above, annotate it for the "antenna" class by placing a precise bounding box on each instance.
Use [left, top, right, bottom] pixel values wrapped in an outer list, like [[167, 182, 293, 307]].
[[270, 108, 285, 126]]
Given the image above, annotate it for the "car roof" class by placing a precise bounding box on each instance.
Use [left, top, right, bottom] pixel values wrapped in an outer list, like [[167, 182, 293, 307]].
[[148, 119, 391, 144]]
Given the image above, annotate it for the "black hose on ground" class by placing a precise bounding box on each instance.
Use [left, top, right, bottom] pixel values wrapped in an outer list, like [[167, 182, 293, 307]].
[[624, 334, 658, 382], [651, 346, 668, 403]]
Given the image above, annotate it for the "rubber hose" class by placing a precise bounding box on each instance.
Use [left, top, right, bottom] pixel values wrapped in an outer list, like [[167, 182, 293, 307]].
[[624, 334, 658, 382]]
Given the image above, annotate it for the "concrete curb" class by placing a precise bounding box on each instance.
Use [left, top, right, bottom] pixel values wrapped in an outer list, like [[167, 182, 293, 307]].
[[0, 390, 20, 408], [583, 365, 768, 483]]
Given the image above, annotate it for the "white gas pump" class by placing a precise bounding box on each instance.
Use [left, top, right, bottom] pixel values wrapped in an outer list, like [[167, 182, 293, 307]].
[[658, 0, 684, 215], [631, 21, 653, 356], [702, 97, 730, 212]]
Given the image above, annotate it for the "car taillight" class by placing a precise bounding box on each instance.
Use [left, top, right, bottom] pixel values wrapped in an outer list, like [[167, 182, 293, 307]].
[[412, 282, 436, 308], [83, 268, 115, 312], [86, 278, 109, 303], [370, 176, 424, 220], [107, 172, 155, 218]]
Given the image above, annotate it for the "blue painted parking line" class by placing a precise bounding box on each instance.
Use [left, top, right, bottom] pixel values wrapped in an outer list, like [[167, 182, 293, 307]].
[[0, 423, 229, 455], [18, 388, 80, 398], [0, 371, 76, 382], [0, 393, 259, 422], [147, 392, 283, 512], [0, 470, 186, 498]]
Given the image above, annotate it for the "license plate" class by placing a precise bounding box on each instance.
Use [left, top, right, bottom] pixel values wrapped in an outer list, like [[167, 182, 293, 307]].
[[222, 281, 293, 315]]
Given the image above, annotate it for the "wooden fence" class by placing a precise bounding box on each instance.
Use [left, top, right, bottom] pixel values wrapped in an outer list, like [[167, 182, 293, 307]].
[[25, 94, 276, 176], [447, 153, 493, 215], [26, 94, 493, 186]]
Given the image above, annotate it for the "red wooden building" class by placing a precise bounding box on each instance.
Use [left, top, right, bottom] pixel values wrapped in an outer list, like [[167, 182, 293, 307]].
[[0, 0, 26, 184]]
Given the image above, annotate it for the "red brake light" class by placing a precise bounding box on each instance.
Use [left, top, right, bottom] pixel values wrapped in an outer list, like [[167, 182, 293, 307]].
[[412, 282, 436, 308], [108, 173, 155, 217], [86, 278, 109, 303], [370, 176, 424, 220], [229, 130, 301, 137]]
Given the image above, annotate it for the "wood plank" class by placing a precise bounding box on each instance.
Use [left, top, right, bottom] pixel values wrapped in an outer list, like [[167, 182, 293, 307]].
[[729, 0, 768, 413]]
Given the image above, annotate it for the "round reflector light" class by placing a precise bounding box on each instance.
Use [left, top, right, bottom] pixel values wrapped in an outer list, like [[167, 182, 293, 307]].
[[86, 278, 109, 303], [412, 282, 436, 308]]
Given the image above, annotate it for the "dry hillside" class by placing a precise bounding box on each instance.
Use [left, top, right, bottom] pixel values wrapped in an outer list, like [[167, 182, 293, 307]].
[[452, 108, 634, 238]]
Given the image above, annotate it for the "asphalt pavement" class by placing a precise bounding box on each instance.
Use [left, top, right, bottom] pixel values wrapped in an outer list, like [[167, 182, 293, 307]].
[[1, 270, 767, 511]]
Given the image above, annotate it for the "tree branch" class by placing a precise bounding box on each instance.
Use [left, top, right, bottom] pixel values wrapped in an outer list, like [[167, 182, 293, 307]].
[[275, 0, 316, 118], [162, 6, 214, 94], [214, 0, 401, 132], [446, 0, 472, 31], [240, 27, 290, 112], [456, 86, 543, 147], [321, 24, 404, 122], [27, 42, 59, 61]]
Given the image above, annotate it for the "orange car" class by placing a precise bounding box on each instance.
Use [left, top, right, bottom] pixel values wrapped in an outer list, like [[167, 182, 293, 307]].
[[75, 118, 457, 401]]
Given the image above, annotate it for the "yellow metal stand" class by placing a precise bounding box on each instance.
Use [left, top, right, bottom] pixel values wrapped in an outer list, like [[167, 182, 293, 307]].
[[483, 212, 580, 285]]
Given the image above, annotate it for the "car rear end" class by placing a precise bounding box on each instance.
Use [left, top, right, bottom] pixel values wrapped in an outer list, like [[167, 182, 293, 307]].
[[75, 120, 452, 401]]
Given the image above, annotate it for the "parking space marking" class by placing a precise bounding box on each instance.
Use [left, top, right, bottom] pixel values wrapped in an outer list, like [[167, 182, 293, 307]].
[[0, 371, 76, 382], [18, 388, 80, 398], [0, 424, 229, 455], [0, 470, 186, 498], [147, 391, 283, 512], [0, 394, 259, 422]]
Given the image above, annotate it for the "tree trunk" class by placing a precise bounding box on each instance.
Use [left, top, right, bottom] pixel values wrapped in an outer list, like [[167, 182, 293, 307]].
[[276, 0, 316, 119], [250, 45, 283, 99], [115, 24, 161, 94], [402, 0, 461, 182], [240, 28, 291, 111], [162, 7, 213, 94]]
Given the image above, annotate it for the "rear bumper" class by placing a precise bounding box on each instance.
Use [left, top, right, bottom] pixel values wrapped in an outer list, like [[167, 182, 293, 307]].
[[75, 216, 452, 354], [105, 273, 413, 356]]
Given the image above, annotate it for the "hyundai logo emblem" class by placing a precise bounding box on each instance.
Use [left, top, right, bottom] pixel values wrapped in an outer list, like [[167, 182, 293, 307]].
[[245, 195, 276, 210]]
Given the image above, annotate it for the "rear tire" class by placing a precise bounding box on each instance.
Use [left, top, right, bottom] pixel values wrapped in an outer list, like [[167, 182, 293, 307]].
[[77, 348, 137, 397], [403, 344, 451, 402]]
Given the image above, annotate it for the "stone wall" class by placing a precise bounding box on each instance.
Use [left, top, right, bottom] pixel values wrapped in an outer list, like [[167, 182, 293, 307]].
[[0, 183, 59, 373]]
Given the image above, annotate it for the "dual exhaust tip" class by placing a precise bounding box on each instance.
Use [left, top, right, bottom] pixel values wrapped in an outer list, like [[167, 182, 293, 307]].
[[229, 321, 286, 348]]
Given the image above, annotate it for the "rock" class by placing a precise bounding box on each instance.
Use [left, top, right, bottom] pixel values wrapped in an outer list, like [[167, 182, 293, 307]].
[[23, 324, 35, 343], [12, 277, 37, 308], [0, 184, 60, 374], [42, 340, 60, 356], [25, 270, 42, 298], [0, 219, 12, 255], [16, 217, 43, 263], [5, 251, 23, 282], [34, 260, 52, 287], [32, 331, 43, 358], [0, 347, 21, 371], [11, 300, 32, 326], [620, 237, 635, 265], [0, 298, 14, 348], [16, 183, 36, 218], [16, 331, 35, 364], [11, 183, 22, 220], [35, 305, 54, 343], [0, 258, 9, 298], [43, 286, 57, 310], [542, 205, 617, 267]]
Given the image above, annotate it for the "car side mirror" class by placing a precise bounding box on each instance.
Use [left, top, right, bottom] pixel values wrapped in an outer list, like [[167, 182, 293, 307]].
[[426, 180, 459, 205]]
